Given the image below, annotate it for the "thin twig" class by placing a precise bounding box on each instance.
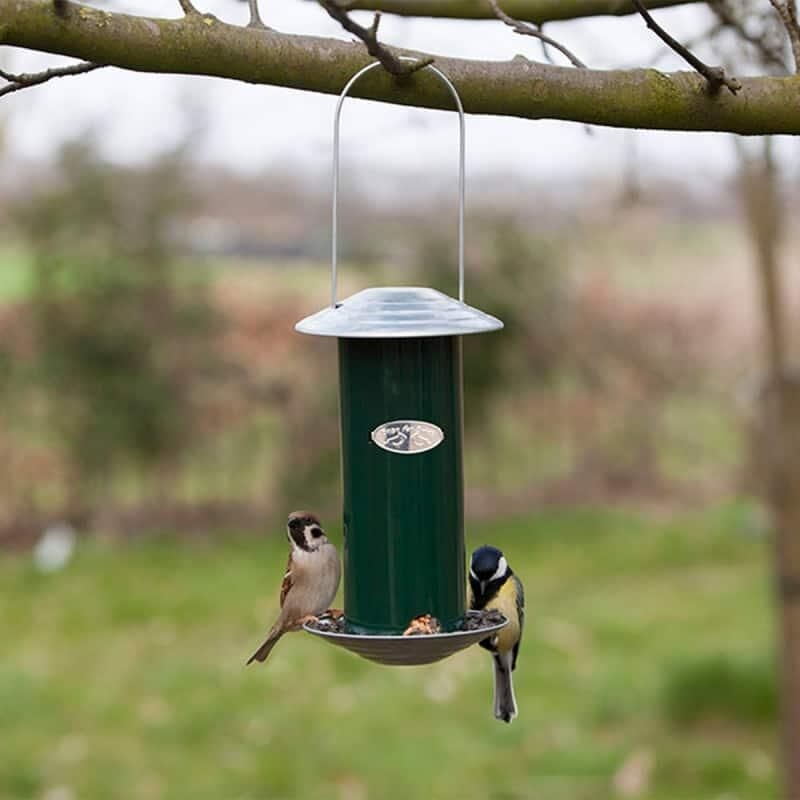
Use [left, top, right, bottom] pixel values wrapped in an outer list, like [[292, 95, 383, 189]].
[[537, 27, 559, 65], [631, 0, 741, 94], [708, 0, 788, 72], [489, 0, 592, 133], [178, 0, 198, 14], [0, 61, 104, 99], [318, 1, 432, 76], [649, 22, 723, 66], [489, 0, 586, 68], [767, 0, 800, 72], [248, 0, 267, 28]]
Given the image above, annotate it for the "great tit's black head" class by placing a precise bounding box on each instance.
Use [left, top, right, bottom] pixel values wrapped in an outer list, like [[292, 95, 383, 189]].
[[469, 545, 511, 608], [287, 511, 326, 551]]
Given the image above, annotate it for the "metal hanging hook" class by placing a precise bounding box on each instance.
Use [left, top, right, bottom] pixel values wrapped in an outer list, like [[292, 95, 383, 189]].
[[331, 58, 466, 308]]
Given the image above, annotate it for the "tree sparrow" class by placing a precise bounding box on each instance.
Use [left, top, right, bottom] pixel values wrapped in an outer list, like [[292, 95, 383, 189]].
[[469, 545, 525, 723], [247, 511, 341, 664]]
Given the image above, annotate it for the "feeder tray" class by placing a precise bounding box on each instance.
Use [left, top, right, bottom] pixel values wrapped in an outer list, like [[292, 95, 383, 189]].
[[304, 611, 508, 666]]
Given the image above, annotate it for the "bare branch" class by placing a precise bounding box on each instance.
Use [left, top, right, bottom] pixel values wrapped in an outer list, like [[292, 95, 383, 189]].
[[0, 60, 104, 98], [248, 0, 268, 29], [345, 0, 695, 24], [535, 25, 560, 65], [318, 1, 432, 76], [489, 0, 586, 68], [178, 0, 199, 14], [631, 0, 741, 94], [707, 0, 788, 72], [649, 22, 723, 66], [767, 0, 800, 72]]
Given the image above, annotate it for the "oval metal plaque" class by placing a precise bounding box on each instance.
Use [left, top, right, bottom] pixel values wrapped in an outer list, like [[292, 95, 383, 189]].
[[371, 420, 444, 455]]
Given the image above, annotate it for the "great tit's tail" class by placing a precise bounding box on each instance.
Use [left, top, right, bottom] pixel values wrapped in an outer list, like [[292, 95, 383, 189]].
[[492, 651, 518, 723]]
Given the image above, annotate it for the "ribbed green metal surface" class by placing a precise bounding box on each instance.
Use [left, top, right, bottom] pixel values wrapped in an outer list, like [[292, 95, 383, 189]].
[[339, 336, 465, 634]]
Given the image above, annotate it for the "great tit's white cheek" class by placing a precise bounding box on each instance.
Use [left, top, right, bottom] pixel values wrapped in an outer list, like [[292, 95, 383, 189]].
[[490, 556, 508, 583], [469, 569, 478, 582]]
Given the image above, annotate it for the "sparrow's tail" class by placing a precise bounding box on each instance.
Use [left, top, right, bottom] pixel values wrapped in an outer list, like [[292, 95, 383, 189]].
[[492, 651, 518, 723], [246, 630, 282, 665]]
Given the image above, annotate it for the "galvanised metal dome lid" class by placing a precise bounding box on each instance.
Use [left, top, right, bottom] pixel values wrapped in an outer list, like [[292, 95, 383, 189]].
[[295, 287, 504, 339]]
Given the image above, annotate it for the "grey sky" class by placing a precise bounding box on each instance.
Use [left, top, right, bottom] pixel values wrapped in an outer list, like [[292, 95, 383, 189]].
[[2, 1, 788, 183]]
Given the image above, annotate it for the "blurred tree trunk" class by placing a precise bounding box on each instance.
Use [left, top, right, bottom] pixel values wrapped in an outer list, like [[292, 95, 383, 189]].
[[740, 137, 800, 800], [766, 378, 800, 800]]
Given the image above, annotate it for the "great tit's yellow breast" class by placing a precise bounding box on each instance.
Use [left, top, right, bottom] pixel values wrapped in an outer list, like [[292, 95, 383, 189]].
[[486, 578, 521, 654]]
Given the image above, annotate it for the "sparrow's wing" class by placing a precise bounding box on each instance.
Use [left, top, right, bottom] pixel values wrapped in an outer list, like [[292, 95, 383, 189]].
[[279, 552, 293, 607]]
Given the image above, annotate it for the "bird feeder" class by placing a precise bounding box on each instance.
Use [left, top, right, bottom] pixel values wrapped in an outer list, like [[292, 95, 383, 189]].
[[297, 61, 506, 665]]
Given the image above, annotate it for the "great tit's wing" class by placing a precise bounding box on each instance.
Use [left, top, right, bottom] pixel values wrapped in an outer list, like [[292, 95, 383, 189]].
[[513, 575, 525, 624], [512, 574, 525, 670], [279, 552, 293, 607], [467, 571, 480, 610]]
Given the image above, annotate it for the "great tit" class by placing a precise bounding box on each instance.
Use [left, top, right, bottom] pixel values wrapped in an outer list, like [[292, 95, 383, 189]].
[[469, 545, 525, 723]]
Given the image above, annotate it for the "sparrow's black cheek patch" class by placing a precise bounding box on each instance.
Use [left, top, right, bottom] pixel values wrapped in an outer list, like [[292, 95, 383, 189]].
[[310, 526, 324, 538], [289, 528, 310, 550]]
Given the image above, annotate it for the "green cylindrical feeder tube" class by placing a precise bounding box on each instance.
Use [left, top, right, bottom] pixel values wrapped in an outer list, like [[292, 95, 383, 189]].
[[339, 335, 465, 634], [295, 286, 503, 658]]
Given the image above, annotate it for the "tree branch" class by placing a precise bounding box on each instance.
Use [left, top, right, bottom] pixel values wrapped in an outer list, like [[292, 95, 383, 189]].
[[489, 0, 586, 68], [5, 1, 800, 134], [178, 0, 199, 14], [317, 1, 431, 75], [767, 0, 800, 72], [343, 0, 696, 24], [631, 0, 741, 94], [0, 60, 104, 98]]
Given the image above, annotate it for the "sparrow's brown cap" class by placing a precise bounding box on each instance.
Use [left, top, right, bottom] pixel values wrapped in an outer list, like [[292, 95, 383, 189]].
[[287, 511, 321, 525]]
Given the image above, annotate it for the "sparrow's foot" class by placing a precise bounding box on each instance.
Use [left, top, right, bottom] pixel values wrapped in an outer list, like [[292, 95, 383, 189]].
[[325, 608, 345, 619], [296, 614, 319, 627]]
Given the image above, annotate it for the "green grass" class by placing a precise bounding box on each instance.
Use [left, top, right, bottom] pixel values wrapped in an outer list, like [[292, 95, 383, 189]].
[[0, 505, 778, 799], [662, 652, 777, 726], [0, 247, 33, 302]]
